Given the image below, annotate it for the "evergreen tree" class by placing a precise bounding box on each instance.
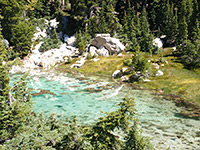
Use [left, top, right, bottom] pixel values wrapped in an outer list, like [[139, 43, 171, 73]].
[[138, 8, 154, 53], [40, 28, 61, 52], [0, 0, 25, 42], [121, 3, 140, 52], [181, 40, 200, 68], [12, 19, 35, 58], [164, 2, 178, 42], [177, 0, 188, 45], [188, 0, 200, 41], [32, 0, 51, 18]]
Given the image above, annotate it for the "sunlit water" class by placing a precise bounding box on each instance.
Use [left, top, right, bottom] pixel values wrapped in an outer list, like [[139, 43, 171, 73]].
[[9, 70, 200, 150]]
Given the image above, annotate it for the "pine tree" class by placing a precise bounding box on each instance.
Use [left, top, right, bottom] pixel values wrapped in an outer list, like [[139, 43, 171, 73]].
[[0, 70, 32, 143], [164, 2, 178, 42], [138, 8, 154, 53], [0, 0, 25, 42], [12, 19, 35, 58], [188, 0, 200, 42], [177, 0, 188, 45]]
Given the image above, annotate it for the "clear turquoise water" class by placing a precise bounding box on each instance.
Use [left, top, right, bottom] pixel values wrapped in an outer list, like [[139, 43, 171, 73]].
[[9, 71, 200, 149]]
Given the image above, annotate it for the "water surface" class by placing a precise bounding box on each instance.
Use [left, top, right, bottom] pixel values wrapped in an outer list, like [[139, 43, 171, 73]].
[[10, 70, 200, 150]]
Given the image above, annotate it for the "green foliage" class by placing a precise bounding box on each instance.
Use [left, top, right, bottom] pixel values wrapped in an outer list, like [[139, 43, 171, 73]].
[[65, 56, 72, 64], [86, 52, 93, 60], [132, 52, 150, 73], [12, 19, 35, 58], [75, 30, 91, 54], [2, 113, 67, 150], [177, 0, 188, 45], [138, 8, 154, 53], [40, 29, 61, 52], [181, 40, 200, 68], [85, 96, 151, 150], [123, 57, 132, 67], [32, 18, 47, 31], [124, 122, 152, 150], [0, 72, 32, 143], [0, 0, 25, 41]]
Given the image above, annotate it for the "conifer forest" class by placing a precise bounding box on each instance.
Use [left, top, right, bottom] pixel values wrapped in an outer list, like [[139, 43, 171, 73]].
[[0, 0, 200, 149]]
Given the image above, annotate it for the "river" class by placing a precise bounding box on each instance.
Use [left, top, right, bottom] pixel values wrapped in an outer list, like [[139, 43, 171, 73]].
[[9, 70, 200, 150]]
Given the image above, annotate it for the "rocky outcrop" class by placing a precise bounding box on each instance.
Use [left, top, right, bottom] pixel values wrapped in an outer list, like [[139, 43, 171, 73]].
[[10, 43, 79, 73], [96, 46, 109, 57], [90, 34, 125, 56]]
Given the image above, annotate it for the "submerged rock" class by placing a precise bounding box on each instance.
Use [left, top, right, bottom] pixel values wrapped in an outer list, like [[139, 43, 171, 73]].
[[31, 89, 57, 96]]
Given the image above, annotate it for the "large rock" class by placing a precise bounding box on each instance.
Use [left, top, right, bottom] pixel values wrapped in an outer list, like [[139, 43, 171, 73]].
[[91, 34, 125, 54], [1, 39, 9, 47], [153, 38, 163, 48], [88, 46, 98, 57], [112, 70, 122, 78], [96, 46, 109, 57], [66, 35, 76, 47]]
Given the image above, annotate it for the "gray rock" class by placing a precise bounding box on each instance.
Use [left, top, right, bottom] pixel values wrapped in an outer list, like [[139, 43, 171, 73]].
[[2, 39, 9, 47], [156, 70, 164, 76], [89, 46, 98, 57], [66, 35, 76, 47], [91, 34, 125, 55], [112, 70, 122, 78], [96, 46, 109, 57]]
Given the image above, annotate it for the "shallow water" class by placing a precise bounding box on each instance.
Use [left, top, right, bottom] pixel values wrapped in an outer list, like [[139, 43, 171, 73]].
[[9, 70, 200, 150]]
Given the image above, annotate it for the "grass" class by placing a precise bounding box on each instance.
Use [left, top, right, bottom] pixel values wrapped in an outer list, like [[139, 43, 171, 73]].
[[141, 48, 200, 106], [56, 50, 200, 107]]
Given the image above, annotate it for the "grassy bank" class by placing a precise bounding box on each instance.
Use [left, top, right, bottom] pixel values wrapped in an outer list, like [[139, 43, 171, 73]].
[[56, 50, 200, 110]]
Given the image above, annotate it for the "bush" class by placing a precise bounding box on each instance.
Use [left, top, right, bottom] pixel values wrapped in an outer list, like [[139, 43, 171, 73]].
[[181, 40, 200, 68], [132, 52, 150, 73], [123, 57, 132, 66], [39, 29, 61, 52]]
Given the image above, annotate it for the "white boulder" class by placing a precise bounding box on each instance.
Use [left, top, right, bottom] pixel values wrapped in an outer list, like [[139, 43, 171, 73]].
[[66, 35, 76, 47], [120, 76, 129, 82], [36, 27, 41, 32], [112, 70, 122, 78], [153, 38, 163, 48], [49, 18, 59, 28], [156, 70, 164, 76], [122, 67, 128, 73], [89, 46, 98, 57], [96, 46, 109, 57], [91, 34, 125, 54]]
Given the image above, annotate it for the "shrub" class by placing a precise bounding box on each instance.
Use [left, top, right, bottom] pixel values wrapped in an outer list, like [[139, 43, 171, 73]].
[[123, 57, 132, 66], [181, 40, 200, 68], [132, 52, 150, 73], [39, 29, 61, 52]]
